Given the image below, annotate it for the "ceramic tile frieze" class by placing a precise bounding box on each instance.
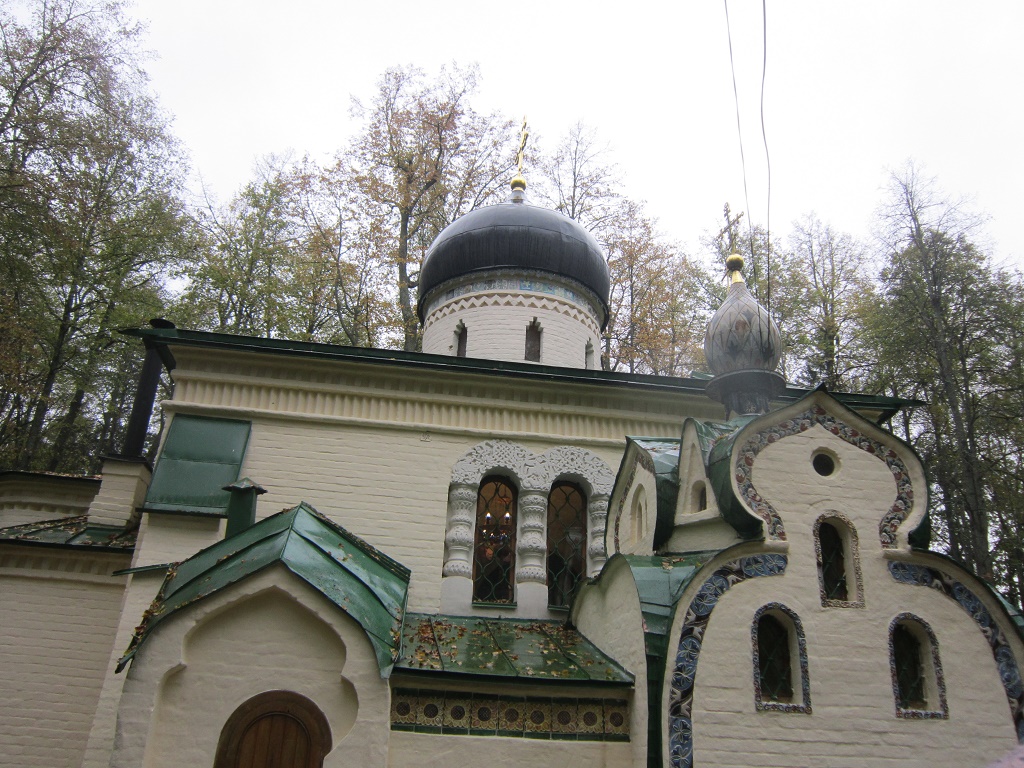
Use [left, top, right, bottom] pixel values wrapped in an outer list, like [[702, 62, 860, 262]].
[[667, 554, 788, 768], [735, 404, 914, 546], [889, 561, 1024, 741], [390, 688, 629, 741]]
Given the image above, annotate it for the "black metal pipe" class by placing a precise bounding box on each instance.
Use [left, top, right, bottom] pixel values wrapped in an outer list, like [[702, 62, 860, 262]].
[[122, 344, 163, 458]]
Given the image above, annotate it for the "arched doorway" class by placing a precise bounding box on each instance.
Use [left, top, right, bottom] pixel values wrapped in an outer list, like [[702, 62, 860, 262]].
[[214, 690, 331, 768]]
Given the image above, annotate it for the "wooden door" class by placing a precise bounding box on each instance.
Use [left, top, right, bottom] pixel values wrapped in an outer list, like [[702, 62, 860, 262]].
[[214, 691, 331, 768]]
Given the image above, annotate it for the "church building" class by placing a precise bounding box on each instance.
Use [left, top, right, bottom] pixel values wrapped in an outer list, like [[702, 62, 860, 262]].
[[1, 173, 1022, 768]]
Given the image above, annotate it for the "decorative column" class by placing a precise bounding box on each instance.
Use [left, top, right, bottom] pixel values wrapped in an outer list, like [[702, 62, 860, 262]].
[[443, 483, 476, 578], [587, 494, 610, 575], [516, 489, 548, 584]]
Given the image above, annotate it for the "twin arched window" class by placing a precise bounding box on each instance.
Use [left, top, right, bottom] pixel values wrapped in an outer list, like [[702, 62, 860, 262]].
[[471, 476, 588, 608], [547, 482, 587, 609], [472, 477, 517, 604]]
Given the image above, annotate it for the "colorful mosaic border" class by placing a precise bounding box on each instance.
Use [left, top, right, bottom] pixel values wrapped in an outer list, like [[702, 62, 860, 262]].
[[889, 561, 1024, 741], [612, 450, 655, 552], [813, 512, 865, 608], [668, 554, 788, 768], [751, 602, 812, 713], [887, 612, 948, 719], [734, 404, 914, 547], [390, 689, 629, 741]]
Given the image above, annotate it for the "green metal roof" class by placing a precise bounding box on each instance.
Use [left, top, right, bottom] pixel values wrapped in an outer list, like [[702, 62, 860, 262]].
[[0, 515, 136, 552], [396, 614, 633, 686], [118, 502, 410, 674], [143, 414, 251, 517], [122, 326, 913, 415]]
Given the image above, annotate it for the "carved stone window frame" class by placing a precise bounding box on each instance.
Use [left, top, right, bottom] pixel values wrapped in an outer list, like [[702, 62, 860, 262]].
[[444, 441, 613, 594]]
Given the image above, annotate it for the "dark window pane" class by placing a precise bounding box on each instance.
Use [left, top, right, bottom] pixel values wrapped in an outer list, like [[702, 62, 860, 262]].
[[819, 521, 848, 601], [473, 477, 517, 603], [525, 321, 541, 362], [546, 482, 587, 608], [456, 325, 467, 357], [757, 614, 793, 702], [893, 623, 926, 709]]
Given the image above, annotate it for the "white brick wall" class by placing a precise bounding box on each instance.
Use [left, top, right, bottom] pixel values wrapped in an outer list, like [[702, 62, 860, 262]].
[[422, 287, 600, 368], [0, 548, 129, 768]]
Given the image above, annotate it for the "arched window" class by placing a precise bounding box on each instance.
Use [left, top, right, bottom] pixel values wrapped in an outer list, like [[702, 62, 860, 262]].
[[814, 515, 863, 607], [525, 319, 542, 362], [473, 476, 517, 603], [214, 690, 331, 768], [546, 481, 587, 608], [585, 341, 595, 370], [455, 323, 467, 357], [889, 614, 947, 718], [752, 604, 811, 713]]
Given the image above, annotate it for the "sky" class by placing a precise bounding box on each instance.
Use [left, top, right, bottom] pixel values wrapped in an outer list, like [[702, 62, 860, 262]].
[[130, 0, 1024, 269]]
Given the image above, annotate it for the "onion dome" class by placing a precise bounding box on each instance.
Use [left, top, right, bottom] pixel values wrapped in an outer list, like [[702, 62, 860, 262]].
[[416, 192, 610, 328], [704, 253, 785, 417]]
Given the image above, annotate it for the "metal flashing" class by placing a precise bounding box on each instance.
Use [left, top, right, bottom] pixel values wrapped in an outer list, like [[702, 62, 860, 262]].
[[396, 613, 633, 685], [0, 515, 136, 552]]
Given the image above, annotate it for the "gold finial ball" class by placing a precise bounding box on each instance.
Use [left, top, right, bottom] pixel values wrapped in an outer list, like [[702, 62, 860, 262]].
[[725, 253, 744, 273], [510, 175, 527, 191]]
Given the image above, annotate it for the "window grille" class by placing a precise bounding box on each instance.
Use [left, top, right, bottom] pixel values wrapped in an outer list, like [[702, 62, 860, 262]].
[[757, 613, 793, 702], [473, 477, 517, 603], [819, 521, 848, 601], [893, 623, 926, 709], [546, 482, 587, 608]]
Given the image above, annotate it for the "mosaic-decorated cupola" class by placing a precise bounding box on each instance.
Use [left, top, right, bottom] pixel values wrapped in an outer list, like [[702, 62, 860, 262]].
[[418, 121, 609, 368], [704, 253, 785, 418]]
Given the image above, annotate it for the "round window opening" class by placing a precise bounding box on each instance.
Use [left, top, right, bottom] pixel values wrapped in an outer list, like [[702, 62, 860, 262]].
[[812, 451, 836, 477]]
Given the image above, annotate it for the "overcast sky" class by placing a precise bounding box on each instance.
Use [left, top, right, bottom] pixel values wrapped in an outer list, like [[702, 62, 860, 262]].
[[131, 0, 1024, 269]]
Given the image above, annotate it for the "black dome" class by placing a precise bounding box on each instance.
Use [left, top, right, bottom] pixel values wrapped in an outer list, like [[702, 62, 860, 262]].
[[417, 202, 610, 324]]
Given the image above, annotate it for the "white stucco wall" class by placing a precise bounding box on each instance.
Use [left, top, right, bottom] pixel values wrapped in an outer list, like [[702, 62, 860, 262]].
[[573, 556, 649, 767], [664, 419, 1021, 767], [110, 567, 390, 768]]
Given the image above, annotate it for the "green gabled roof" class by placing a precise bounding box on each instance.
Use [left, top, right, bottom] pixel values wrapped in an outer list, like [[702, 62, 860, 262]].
[[627, 438, 683, 549], [118, 502, 410, 674], [0, 515, 136, 552], [396, 614, 633, 686]]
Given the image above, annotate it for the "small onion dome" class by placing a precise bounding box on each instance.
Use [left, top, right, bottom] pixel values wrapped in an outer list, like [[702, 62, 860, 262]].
[[417, 201, 610, 327], [704, 253, 785, 416]]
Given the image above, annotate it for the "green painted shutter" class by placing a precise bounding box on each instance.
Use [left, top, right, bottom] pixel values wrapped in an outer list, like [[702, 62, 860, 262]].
[[143, 415, 251, 516]]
